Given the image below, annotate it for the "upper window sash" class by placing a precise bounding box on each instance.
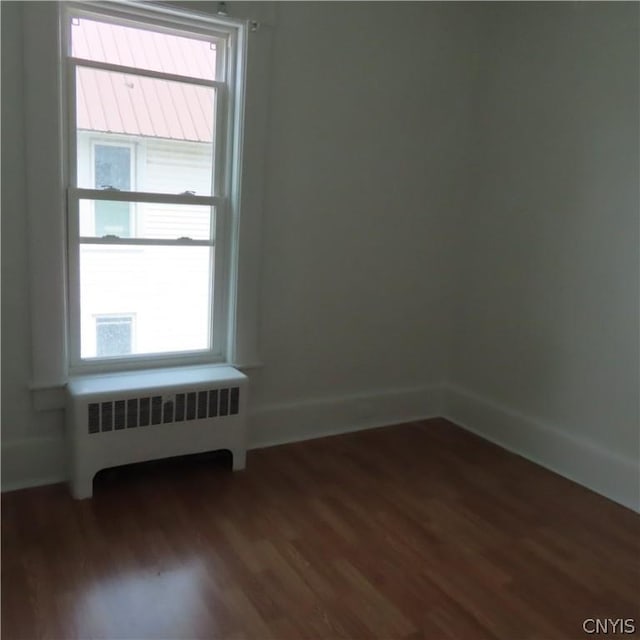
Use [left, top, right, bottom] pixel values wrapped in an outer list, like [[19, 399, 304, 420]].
[[65, 3, 236, 200], [67, 61, 225, 197]]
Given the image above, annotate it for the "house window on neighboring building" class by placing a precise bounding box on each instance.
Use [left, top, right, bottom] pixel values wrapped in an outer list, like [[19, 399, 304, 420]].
[[93, 144, 132, 237], [64, 2, 245, 372], [96, 315, 134, 357]]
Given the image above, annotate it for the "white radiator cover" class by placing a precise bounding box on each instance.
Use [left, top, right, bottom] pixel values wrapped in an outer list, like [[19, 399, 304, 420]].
[[66, 365, 248, 499]]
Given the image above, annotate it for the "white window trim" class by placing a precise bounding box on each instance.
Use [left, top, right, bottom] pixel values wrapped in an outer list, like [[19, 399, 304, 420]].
[[24, 1, 270, 403]]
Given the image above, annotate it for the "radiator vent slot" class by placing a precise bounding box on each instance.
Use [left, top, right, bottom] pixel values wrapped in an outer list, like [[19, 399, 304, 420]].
[[88, 387, 241, 434]]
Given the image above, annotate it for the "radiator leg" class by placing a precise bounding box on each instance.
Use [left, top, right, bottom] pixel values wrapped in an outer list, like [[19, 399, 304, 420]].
[[71, 473, 94, 500], [231, 448, 246, 471]]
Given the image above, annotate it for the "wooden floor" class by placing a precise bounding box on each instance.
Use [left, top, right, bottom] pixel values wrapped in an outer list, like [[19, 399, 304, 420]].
[[2, 419, 639, 640]]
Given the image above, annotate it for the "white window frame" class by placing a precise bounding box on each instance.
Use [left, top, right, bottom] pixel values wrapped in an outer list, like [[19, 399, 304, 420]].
[[62, 1, 247, 374]]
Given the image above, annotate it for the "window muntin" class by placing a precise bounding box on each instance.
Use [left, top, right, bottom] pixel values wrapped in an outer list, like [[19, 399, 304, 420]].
[[65, 4, 238, 371]]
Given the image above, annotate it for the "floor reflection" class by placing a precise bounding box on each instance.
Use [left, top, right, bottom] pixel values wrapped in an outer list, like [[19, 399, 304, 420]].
[[74, 561, 218, 638]]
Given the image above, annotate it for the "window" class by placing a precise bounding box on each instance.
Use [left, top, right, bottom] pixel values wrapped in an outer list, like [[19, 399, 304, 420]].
[[96, 315, 134, 357], [93, 144, 133, 238], [64, 3, 245, 372]]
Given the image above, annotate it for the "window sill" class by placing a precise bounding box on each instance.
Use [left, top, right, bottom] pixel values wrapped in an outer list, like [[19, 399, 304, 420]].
[[68, 364, 246, 397], [31, 361, 261, 411]]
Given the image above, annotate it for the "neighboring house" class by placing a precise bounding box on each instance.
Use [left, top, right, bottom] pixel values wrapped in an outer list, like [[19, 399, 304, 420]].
[[73, 19, 216, 358]]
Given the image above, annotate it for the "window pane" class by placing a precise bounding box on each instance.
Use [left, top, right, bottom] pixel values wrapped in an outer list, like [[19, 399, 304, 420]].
[[79, 200, 213, 240], [96, 316, 133, 356], [80, 245, 213, 358], [76, 67, 215, 195], [95, 201, 131, 237], [71, 17, 218, 81], [95, 144, 131, 189]]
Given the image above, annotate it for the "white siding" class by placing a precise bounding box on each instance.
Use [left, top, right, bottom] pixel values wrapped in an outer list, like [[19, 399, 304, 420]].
[[144, 138, 213, 195], [79, 245, 214, 358]]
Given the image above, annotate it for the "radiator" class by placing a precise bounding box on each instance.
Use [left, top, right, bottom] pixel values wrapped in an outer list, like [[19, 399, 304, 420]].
[[66, 365, 248, 499]]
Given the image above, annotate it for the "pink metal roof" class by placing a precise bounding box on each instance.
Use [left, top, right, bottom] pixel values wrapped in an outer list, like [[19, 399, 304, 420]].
[[73, 17, 216, 143]]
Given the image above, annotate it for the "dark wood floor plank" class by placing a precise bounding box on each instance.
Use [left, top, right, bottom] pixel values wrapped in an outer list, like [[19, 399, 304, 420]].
[[2, 418, 639, 639]]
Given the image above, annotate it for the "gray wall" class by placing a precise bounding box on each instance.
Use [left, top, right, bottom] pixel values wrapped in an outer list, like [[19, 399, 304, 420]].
[[2, 1, 66, 447], [449, 2, 639, 458], [249, 2, 478, 407]]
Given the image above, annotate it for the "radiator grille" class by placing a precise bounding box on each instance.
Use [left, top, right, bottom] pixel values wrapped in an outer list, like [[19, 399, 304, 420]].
[[87, 387, 241, 434]]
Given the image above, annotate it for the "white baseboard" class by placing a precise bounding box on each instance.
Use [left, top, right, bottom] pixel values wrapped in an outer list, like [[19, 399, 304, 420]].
[[4, 383, 637, 515], [1, 384, 444, 493], [249, 384, 445, 449], [442, 385, 640, 513], [1, 435, 67, 492]]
